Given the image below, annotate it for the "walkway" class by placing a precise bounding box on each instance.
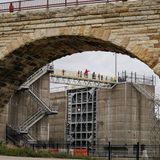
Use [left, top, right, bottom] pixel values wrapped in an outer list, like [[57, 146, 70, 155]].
[[0, 0, 125, 13]]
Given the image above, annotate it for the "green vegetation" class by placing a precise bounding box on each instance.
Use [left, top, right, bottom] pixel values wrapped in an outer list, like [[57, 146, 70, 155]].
[[0, 143, 104, 160]]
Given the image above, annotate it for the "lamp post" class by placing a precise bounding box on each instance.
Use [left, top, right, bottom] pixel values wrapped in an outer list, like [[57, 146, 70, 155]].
[[115, 53, 118, 83]]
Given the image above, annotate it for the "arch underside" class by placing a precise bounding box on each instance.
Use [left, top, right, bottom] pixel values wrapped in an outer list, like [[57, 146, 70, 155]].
[[0, 35, 155, 108]]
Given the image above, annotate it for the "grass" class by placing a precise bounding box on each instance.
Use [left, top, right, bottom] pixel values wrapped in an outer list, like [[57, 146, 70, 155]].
[[0, 142, 104, 160]]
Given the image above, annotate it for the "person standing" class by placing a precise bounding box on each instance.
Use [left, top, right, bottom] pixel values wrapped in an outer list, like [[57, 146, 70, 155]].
[[92, 72, 96, 79], [62, 69, 65, 76], [84, 69, 89, 78], [9, 2, 14, 13], [101, 75, 103, 81], [80, 71, 82, 78], [78, 70, 80, 77], [98, 74, 100, 80]]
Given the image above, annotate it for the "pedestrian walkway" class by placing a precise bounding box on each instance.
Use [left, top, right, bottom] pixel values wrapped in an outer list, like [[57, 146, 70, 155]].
[[0, 156, 80, 160]]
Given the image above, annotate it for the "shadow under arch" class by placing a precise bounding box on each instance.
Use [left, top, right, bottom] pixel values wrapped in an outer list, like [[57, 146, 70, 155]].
[[0, 35, 158, 108]]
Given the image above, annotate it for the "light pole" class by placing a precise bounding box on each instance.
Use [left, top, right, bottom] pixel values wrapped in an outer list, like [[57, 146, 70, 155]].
[[115, 53, 117, 81]]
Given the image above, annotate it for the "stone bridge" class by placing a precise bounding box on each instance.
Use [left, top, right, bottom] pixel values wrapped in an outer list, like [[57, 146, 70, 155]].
[[0, 0, 159, 139]]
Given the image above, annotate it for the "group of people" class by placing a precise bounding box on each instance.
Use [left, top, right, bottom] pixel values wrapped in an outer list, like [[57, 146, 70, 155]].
[[77, 69, 96, 79], [60, 69, 117, 82], [77, 69, 114, 82]]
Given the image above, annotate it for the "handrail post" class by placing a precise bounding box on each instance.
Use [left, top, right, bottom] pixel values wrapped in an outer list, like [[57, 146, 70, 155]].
[[19, 0, 21, 11], [47, 0, 49, 10], [76, 0, 78, 6], [125, 70, 127, 81], [65, 0, 67, 6], [143, 75, 145, 84], [152, 75, 154, 85]]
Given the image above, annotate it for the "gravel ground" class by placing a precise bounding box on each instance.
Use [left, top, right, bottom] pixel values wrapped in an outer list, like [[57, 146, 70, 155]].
[[0, 156, 80, 160]]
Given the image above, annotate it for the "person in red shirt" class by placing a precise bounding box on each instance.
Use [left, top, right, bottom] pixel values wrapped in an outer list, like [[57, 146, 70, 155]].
[[9, 2, 14, 13], [84, 69, 89, 78]]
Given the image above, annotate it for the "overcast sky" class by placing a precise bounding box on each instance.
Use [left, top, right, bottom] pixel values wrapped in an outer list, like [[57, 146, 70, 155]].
[[54, 51, 154, 76], [54, 51, 160, 93]]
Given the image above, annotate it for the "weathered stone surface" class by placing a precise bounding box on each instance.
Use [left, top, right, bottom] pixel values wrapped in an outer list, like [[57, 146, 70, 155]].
[[0, 0, 160, 139]]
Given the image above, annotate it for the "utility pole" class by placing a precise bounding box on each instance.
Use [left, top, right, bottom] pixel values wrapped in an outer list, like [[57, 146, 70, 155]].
[[115, 53, 118, 83]]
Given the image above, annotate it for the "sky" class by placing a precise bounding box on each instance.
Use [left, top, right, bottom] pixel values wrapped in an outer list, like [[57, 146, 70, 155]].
[[54, 51, 154, 76], [53, 51, 160, 94]]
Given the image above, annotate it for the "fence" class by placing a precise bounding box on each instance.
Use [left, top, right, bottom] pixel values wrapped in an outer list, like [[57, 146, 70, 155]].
[[118, 71, 155, 86], [30, 141, 160, 159], [0, 0, 130, 13]]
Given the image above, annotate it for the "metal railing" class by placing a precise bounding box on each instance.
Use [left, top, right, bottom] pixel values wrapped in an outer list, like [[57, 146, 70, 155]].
[[118, 71, 155, 86], [19, 64, 53, 90], [18, 109, 45, 133], [6, 125, 37, 145], [51, 69, 116, 84], [0, 0, 130, 13], [28, 141, 160, 159], [29, 86, 58, 112]]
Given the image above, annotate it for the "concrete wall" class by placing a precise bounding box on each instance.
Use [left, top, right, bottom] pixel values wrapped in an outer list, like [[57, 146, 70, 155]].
[[7, 79, 156, 148], [96, 83, 154, 146], [49, 91, 66, 144]]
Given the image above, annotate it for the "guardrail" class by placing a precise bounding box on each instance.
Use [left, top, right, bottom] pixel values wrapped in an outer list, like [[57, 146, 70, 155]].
[[118, 71, 155, 86], [0, 0, 128, 13], [50, 68, 116, 83]]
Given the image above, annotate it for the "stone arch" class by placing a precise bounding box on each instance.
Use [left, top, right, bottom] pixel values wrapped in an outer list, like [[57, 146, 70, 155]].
[[0, 26, 159, 108]]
